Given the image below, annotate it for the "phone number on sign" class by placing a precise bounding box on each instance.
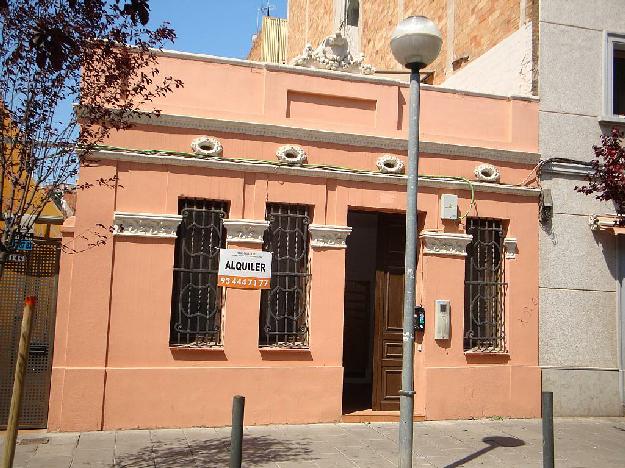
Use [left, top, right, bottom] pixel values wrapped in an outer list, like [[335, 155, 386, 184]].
[[218, 276, 270, 289]]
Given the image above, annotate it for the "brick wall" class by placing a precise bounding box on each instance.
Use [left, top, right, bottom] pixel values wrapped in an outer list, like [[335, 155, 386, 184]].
[[453, 0, 520, 73], [404, 0, 448, 81], [248, 33, 263, 61], [360, 0, 399, 71], [307, 0, 335, 53], [282, 0, 535, 85], [287, 0, 335, 60], [287, 0, 308, 60]]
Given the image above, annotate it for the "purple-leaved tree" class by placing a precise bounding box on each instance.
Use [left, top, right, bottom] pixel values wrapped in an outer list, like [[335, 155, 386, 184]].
[[0, 0, 182, 272], [575, 128, 625, 226]]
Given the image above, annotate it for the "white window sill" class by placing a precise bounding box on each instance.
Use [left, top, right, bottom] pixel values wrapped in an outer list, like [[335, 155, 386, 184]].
[[259, 346, 310, 352], [598, 115, 625, 125], [169, 346, 224, 352], [464, 349, 509, 356]]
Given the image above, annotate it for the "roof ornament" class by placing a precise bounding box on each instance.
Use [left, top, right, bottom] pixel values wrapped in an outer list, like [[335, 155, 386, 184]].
[[376, 155, 405, 174], [191, 136, 223, 158], [474, 163, 500, 183], [292, 31, 375, 75], [276, 144, 307, 165]]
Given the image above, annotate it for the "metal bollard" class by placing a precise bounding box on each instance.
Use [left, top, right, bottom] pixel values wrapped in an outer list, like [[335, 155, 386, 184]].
[[229, 395, 245, 468], [542, 391, 554, 468]]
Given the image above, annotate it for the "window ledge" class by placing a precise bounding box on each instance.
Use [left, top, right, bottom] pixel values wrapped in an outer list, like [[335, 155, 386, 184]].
[[169, 346, 224, 352], [259, 346, 310, 352], [598, 115, 625, 125], [464, 350, 509, 356]]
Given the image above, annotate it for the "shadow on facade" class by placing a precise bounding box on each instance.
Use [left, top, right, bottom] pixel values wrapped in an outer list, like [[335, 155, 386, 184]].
[[444, 436, 525, 468], [115, 435, 315, 467]]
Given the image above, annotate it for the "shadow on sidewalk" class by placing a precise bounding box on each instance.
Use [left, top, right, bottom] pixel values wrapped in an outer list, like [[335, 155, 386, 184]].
[[444, 436, 525, 468], [116, 434, 315, 467]]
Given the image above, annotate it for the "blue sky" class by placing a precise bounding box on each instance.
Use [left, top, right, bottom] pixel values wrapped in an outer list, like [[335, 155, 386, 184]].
[[55, 2, 288, 136], [148, 0, 288, 58]]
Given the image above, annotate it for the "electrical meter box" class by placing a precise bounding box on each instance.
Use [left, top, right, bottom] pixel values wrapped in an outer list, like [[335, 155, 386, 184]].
[[434, 300, 450, 340], [440, 194, 458, 220]]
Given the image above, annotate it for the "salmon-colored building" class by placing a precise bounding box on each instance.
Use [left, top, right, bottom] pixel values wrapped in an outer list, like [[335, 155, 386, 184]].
[[48, 51, 541, 431]]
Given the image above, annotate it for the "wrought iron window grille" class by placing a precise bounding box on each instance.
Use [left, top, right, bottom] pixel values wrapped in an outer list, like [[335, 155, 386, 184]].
[[170, 199, 228, 347], [260, 203, 311, 348], [463, 218, 507, 353]]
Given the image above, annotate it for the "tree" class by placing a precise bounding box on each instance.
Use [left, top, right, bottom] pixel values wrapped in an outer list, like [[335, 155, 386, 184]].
[[0, 0, 182, 270], [575, 127, 625, 226]]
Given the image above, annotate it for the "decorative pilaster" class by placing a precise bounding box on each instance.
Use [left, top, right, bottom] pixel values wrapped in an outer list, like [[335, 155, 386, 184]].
[[309, 224, 352, 249], [504, 237, 518, 259], [420, 231, 473, 257], [113, 212, 182, 238], [224, 219, 269, 244]]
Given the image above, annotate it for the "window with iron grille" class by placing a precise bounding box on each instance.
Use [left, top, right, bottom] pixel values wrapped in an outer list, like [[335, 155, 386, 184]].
[[464, 218, 507, 352], [170, 199, 228, 347], [260, 203, 311, 347]]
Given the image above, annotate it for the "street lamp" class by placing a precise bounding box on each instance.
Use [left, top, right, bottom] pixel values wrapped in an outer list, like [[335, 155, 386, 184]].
[[390, 16, 442, 468]]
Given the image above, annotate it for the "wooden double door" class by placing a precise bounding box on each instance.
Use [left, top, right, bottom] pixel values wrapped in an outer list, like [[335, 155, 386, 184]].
[[371, 213, 405, 411]]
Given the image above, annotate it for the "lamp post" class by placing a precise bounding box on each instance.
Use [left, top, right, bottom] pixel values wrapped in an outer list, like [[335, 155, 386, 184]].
[[390, 16, 442, 468]]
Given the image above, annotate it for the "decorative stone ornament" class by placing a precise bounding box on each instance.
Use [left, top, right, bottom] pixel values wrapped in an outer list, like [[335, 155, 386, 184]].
[[474, 163, 500, 183], [292, 32, 375, 75], [503, 237, 518, 259], [309, 224, 352, 248], [191, 136, 223, 158], [376, 155, 405, 174], [276, 144, 308, 165], [224, 219, 270, 244], [420, 231, 473, 256], [113, 212, 182, 238]]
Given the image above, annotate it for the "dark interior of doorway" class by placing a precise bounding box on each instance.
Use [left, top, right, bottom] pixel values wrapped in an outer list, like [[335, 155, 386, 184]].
[[342, 210, 378, 413]]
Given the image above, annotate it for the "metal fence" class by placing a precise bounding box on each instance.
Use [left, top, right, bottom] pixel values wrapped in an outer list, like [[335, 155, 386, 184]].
[[0, 238, 60, 429]]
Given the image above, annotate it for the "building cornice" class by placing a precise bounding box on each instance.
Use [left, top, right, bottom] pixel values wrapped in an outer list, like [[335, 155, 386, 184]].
[[309, 224, 352, 249], [224, 219, 269, 244], [153, 48, 539, 102], [94, 149, 541, 198], [113, 212, 182, 238], [420, 232, 473, 257], [120, 111, 539, 165]]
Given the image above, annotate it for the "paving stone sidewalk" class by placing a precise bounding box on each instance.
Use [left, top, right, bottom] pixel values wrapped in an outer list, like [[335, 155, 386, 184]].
[[2, 417, 624, 467]]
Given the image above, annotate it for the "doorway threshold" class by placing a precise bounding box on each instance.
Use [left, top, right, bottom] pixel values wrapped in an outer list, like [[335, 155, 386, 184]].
[[341, 409, 425, 423]]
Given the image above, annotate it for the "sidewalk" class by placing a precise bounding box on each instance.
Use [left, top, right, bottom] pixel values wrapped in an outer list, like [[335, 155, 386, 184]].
[[1, 418, 624, 467]]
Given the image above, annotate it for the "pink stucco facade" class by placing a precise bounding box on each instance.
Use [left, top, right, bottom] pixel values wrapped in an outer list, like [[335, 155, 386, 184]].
[[48, 53, 540, 431]]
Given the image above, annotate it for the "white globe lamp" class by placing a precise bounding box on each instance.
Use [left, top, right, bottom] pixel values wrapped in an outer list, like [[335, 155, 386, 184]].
[[390, 16, 442, 70]]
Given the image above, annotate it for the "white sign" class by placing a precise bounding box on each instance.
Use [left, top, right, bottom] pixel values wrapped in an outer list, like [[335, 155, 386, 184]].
[[217, 249, 272, 290], [7, 253, 25, 263]]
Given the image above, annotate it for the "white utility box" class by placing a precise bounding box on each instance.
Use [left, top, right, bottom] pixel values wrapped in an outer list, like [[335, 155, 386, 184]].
[[440, 194, 458, 220], [434, 300, 450, 340]]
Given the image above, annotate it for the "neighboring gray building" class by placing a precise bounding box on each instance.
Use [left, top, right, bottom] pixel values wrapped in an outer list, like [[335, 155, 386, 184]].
[[441, 0, 625, 416], [538, 0, 624, 416]]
